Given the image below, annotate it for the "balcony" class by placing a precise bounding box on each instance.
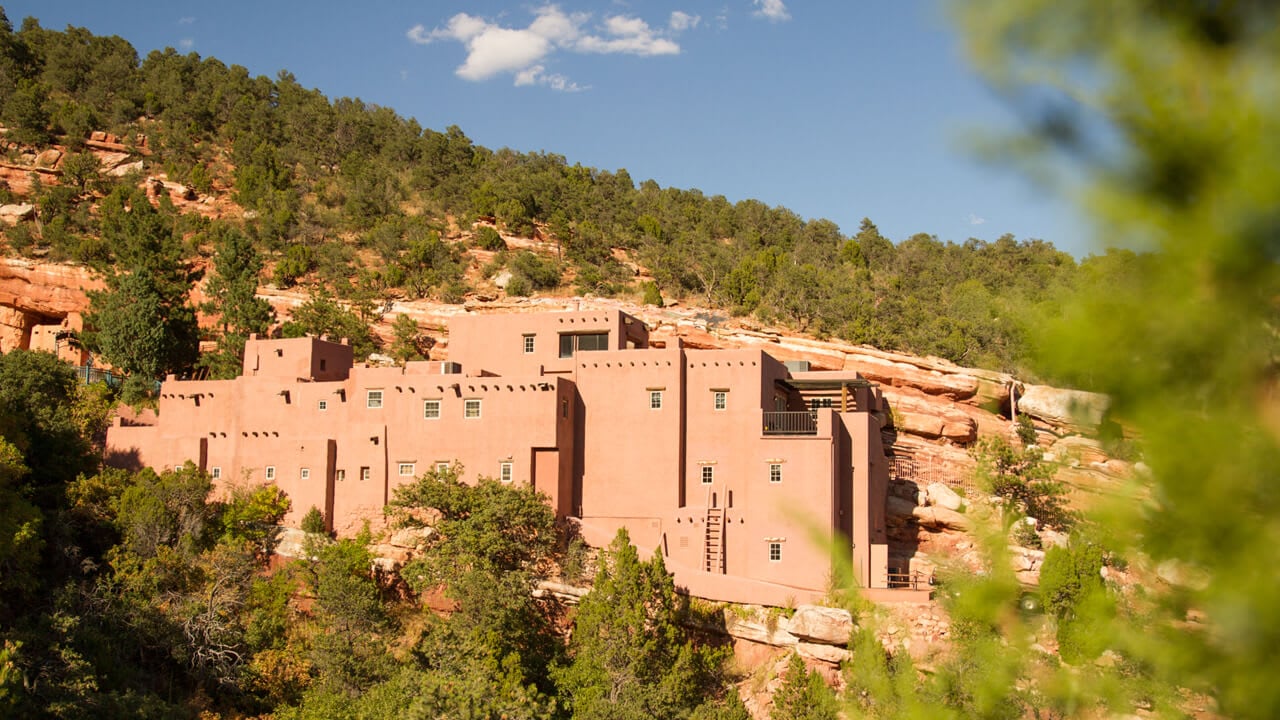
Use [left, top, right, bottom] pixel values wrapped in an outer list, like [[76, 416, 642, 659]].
[[762, 411, 818, 436]]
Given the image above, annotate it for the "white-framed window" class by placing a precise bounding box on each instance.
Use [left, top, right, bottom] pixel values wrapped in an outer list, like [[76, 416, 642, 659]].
[[336, 469, 346, 482], [499, 461, 513, 483], [367, 389, 384, 409], [398, 462, 416, 477], [769, 464, 782, 484], [464, 398, 482, 418], [435, 462, 450, 473], [318, 399, 328, 411], [360, 466, 371, 482], [210, 467, 221, 480], [424, 399, 442, 419], [300, 468, 310, 480], [713, 390, 727, 410], [523, 334, 535, 353], [769, 542, 782, 562], [701, 466, 714, 484], [264, 466, 276, 480], [649, 390, 663, 409]]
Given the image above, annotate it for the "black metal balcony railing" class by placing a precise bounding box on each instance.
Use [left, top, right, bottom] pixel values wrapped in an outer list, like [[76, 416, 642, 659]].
[[762, 411, 818, 436]]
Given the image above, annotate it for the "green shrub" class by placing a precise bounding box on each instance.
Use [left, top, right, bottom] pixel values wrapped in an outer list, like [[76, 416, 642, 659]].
[[301, 506, 327, 534], [473, 225, 506, 251], [643, 281, 664, 307]]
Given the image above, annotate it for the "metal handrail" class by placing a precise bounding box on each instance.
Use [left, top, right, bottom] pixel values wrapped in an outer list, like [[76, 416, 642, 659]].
[[762, 411, 818, 435]]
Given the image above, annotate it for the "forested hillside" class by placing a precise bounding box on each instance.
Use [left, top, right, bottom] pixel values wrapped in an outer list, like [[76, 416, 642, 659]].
[[0, 10, 1125, 382]]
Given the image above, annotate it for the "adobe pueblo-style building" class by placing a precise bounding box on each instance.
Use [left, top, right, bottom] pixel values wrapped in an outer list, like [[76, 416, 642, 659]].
[[108, 309, 923, 605]]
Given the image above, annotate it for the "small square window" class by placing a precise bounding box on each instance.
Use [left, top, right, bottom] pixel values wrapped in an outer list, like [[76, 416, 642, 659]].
[[300, 468, 310, 480], [701, 466, 714, 484], [210, 467, 221, 480], [318, 399, 328, 411], [398, 462, 416, 477], [435, 462, 450, 473], [769, 464, 782, 484], [464, 398, 482, 418], [336, 469, 346, 482], [360, 466, 371, 482], [523, 335, 535, 353], [713, 391, 727, 410], [367, 389, 384, 409], [769, 542, 782, 562], [499, 461, 513, 483], [649, 390, 663, 409], [265, 466, 276, 481], [424, 399, 441, 419]]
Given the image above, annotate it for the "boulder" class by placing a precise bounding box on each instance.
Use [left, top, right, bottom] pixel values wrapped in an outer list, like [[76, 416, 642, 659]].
[[844, 352, 980, 400], [721, 609, 798, 647], [796, 641, 850, 664], [886, 494, 918, 520], [34, 148, 62, 169], [1018, 384, 1110, 433], [926, 482, 965, 511], [0, 203, 35, 225], [786, 605, 853, 645], [911, 505, 972, 532], [107, 160, 144, 177], [883, 387, 978, 443]]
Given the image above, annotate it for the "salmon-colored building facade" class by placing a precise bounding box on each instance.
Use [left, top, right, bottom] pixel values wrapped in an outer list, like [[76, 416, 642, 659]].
[[108, 310, 914, 605]]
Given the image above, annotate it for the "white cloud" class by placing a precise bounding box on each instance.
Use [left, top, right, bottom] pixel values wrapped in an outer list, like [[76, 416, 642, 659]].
[[669, 11, 700, 32], [969, 213, 987, 226], [177, 16, 195, 25], [752, 0, 790, 22], [178, 37, 194, 50], [409, 4, 691, 89]]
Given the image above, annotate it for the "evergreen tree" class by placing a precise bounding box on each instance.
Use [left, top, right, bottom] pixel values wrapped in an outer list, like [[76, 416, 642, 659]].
[[201, 224, 274, 378]]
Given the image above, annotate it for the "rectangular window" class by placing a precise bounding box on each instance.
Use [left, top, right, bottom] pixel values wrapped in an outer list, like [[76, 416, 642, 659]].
[[423, 399, 441, 419], [701, 466, 714, 484], [398, 462, 415, 477], [318, 399, 328, 411], [713, 390, 727, 410], [360, 466, 371, 482], [769, 542, 782, 562], [435, 462, 450, 473], [769, 463, 783, 483], [336, 469, 346, 482], [464, 398, 482, 418], [265, 466, 276, 480], [210, 467, 221, 480], [649, 390, 663, 409], [366, 389, 383, 409], [499, 461, 513, 483], [319, 359, 327, 371], [523, 334, 535, 353], [300, 468, 310, 480], [559, 332, 609, 358]]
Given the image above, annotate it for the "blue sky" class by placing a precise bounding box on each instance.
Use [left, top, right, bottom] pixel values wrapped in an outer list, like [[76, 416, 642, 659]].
[[6, 1, 1093, 256]]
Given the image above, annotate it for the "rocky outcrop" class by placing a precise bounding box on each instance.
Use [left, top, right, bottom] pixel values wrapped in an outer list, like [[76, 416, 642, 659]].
[[718, 604, 855, 666], [0, 259, 102, 317], [1018, 384, 1110, 433]]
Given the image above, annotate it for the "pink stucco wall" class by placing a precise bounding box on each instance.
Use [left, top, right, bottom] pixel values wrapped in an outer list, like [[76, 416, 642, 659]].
[[106, 310, 907, 606]]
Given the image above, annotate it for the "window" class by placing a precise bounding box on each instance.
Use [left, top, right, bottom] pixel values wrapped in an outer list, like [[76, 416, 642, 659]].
[[265, 466, 276, 480], [318, 399, 328, 411], [701, 466, 714, 484], [769, 542, 782, 562], [523, 334, 535, 353], [435, 462, 450, 473], [713, 390, 727, 410], [561, 398, 568, 418], [398, 462, 415, 477], [424, 399, 441, 419], [336, 469, 346, 482], [499, 461, 513, 483], [367, 389, 383, 409], [210, 467, 221, 480], [769, 463, 783, 483], [649, 390, 663, 409], [360, 466, 371, 482], [558, 332, 609, 358], [300, 468, 310, 480], [464, 398, 482, 418], [319, 359, 327, 371]]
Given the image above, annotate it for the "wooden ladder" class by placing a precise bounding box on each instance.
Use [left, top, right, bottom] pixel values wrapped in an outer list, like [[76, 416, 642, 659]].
[[704, 507, 726, 574]]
